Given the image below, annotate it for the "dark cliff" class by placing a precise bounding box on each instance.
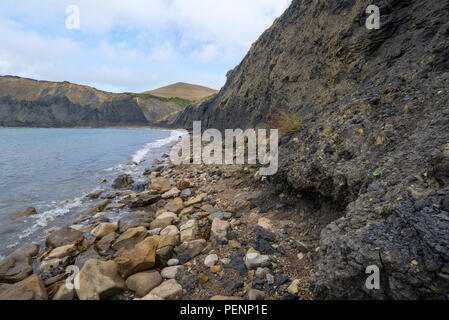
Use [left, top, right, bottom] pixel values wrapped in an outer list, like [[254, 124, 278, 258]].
[[172, 0, 449, 299]]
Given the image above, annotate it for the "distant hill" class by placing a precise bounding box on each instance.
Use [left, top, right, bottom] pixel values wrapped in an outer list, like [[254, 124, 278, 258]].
[[144, 82, 218, 102]]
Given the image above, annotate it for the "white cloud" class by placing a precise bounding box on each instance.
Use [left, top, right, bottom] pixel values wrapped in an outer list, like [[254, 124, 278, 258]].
[[0, 0, 291, 92]]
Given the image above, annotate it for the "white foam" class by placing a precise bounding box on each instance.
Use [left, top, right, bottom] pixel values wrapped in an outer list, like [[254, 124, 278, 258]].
[[132, 130, 187, 164], [19, 195, 85, 240]]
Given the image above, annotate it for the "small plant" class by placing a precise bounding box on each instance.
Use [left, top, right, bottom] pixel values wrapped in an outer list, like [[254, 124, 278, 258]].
[[373, 169, 384, 177], [271, 109, 302, 135], [376, 77, 386, 86]]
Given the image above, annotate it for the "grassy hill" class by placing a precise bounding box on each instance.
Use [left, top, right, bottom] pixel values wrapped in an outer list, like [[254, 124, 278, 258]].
[[144, 82, 218, 102]]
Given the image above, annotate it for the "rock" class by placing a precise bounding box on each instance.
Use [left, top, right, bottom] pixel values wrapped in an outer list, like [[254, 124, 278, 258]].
[[248, 289, 265, 300], [47, 244, 77, 259], [75, 247, 104, 269], [167, 259, 179, 266], [228, 240, 242, 249], [76, 259, 125, 300], [46, 227, 84, 248], [112, 226, 147, 251], [258, 218, 273, 231], [255, 267, 270, 279], [198, 274, 209, 284], [185, 194, 207, 207], [180, 206, 194, 216], [112, 174, 134, 189], [210, 265, 222, 273], [128, 194, 161, 209], [180, 189, 192, 198], [118, 211, 154, 233], [150, 178, 171, 194], [156, 211, 178, 221], [164, 198, 184, 214], [210, 296, 243, 300], [52, 283, 75, 300], [115, 237, 159, 278], [148, 279, 183, 300], [91, 223, 118, 239], [150, 217, 174, 230], [210, 211, 232, 219], [88, 190, 103, 199], [287, 279, 301, 295], [266, 274, 274, 285], [0, 274, 48, 300], [148, 228, 162, 236], [0, 244, 40, 283], [97, 232, 118, 255], [174, 239, 206, 259], [204, 254, 219, 267], [138, 293, 164, 300], [97, 178, 108, 184], [126, 271, 162, 297], [176, 181, 193, 191], [162, 188, 181, 199], [10, 207, 37, 220], [39, 258, 61, 273], [180, 219, 198, 243], [161, 266, 184, 279], [211, 218, 230, 243], [244, 249, 270, 270], [160, 225, 180, 237], [297, 253, 305, 260], [85, 199, 111, 215]]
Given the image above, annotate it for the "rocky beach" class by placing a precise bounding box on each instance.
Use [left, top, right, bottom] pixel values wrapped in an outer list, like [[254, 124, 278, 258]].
[[0, 139, 317, 300]]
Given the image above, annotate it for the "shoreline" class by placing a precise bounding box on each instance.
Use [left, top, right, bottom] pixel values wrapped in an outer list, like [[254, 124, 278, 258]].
[[0, 141, 314, 300], [0, 126, 183, 131]]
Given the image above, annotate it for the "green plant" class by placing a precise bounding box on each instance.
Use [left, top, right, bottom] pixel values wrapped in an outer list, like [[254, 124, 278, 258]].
[[373, 169, 384, 177], [272, 109, 302, 134], [128, 93, 192, 109], [376, 77, 386, 86]]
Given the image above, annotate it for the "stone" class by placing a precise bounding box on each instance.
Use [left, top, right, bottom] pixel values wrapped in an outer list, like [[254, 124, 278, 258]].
[[210, 265, 222, 273], [148, 279, 182, 300], [174, 240, 206, 259], [258, 218, 273, 231], [167, 259, 179, 266], [180, 189, 192, 198], [150, 217, 174, 230], [76, 259, 125, 300], [158, 235, 178, 249], [245, 250, 270, 270], [97, 232, 118, 255], [148, 228, 162, 236], [164, 198, 184, 214], [0, 274, 48, 300], [287, 279, 301, 295], [88, 190, 103, 199], [126, 271, 162, 297], [138, 293, 164, 300], [112, 226, 147, 251], [46, 227, 84, 248], [150, 178, 171, 194], [204, 254, 219, 267], [0, 244, 40, 283], [115, 237, 159, 278], [297, 253, 305, 260], [248, 289, 265, 300], [255, 267, 270, 279], [10, 207, 37, 220], [266, 274, 275, 285], [75, 247, 104, 269], [228, 240, 242, 249], [210, 212, 232, 219], [156, 211, 178, 221], [53, 284, 75, 300], [161, 266, 184, 279], [118, 211, 154, 233], [47, 244, 77, 259], [128, 194, 161, 209], [112, 174, 134, 189], [180, 219, 198, 243], [185, 194, 207, 207], [39, 258, 61, 273], [211, 218, 230, 243], [162, 188, 181, 199], [176, 181, 193, 191], [198, 274, 209, 284], [210, 296, 243, 300], [160, 225, 180, 237], [85, 199, 111, 215]]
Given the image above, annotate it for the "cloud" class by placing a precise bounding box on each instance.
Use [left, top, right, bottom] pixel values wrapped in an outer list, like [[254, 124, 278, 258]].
[[0, 0, 291, 92]]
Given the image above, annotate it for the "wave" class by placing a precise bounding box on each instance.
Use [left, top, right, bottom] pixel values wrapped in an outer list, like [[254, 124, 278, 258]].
[[131, 130, 187, 164]]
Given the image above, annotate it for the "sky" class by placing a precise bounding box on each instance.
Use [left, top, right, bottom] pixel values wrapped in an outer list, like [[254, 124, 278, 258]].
[[0, 0, 291, 93]]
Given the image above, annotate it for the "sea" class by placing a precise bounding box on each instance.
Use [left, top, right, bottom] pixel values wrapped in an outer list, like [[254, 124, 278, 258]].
[[0, 127, 185, 259]]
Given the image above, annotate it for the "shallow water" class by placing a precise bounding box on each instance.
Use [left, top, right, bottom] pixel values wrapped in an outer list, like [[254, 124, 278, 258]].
[[0, 127, 184, 258]]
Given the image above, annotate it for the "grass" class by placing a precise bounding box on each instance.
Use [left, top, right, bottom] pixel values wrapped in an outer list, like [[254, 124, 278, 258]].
[[373, 169, 385, 177], [128, 93, 192, 109], [271, 109, 302, 135]]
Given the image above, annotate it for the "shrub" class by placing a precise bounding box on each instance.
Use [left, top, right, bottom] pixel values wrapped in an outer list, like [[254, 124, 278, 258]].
[[271, 109, 302, 134]]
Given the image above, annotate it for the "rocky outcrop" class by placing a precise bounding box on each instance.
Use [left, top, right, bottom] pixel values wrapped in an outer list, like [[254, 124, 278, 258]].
[[0, 244, 39, 283], [169, 0, 449, 299], [0, 274, 48, 300]]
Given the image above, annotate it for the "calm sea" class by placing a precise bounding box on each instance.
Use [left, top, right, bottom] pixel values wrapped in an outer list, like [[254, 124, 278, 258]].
[[0, 128, 184, 258]]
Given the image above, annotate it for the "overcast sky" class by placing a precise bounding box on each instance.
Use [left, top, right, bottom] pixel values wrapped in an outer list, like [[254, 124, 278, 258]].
[[0, 0, 291, 93]]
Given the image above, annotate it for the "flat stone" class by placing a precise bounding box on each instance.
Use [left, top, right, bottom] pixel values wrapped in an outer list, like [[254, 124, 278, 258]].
[[0, 274, 48, 300], [0, 244, 40, 283], [39, 258, 61, 273], [112, 226, 147, 251], [161, 266, 184, 279], [150, 217, 174, 230], [164, 198, 184, 214], [91, 223, 118, 239], [174, 239, 206, 259], [126, 271, 162, 297], [162, 188, 181, 199], [184, 194, 207, 207], [244, 250, 270, 270], [287, 279, 301, 295], [167, 259, 179, 266], [128, 194, 161, 209], [210, 212, 232, 219], [211, 218, 230, 243], [76, 259, 125, 300], [46, 227, 84, 248], [85, 199, 111, 215], [75, 247, 104, 269], [180, 219, 198, 243], [176, 181, 193, 191], [156, 212, 178, 221], [160, 225, 179, 237], [148, 279, 182, 300], [47, 244, 77, 259], [115, 236, 159, 278], [150, 178, 171, 194], [204, 254, 219, 267]]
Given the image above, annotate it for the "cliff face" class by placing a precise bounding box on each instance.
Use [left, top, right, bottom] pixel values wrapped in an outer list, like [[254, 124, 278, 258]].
[[172, 0, 449, 299], [0, 76, 178, 127]]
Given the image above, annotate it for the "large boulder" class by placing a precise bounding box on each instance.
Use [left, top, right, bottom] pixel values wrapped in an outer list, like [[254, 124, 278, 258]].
[[0, 244, 40, 283], [112, 174, 134, 190], [76, 259, 125, 300], [115, 237, 159, 278], [125, 271, 162, 297], [10, 207, 37, 220], [112, 226, 147, 251], [0, 274, 48, 300], [46, 227, 84, 248]]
